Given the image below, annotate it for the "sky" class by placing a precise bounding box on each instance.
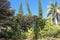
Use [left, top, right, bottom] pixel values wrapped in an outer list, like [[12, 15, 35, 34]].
[[9, 0, 60, 18]]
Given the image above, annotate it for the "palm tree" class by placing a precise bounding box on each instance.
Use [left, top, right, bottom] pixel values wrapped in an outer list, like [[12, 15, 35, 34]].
[[46, 0, 60, 26]]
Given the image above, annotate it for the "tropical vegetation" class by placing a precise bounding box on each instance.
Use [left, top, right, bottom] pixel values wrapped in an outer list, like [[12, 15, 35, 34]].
[[0, 0, 60, 40]]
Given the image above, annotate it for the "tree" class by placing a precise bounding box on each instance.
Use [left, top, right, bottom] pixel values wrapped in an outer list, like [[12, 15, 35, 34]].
[[26, 0, 32, 15], [33, 16, 45, 40], [0, 0, 15, 39], [0, 0, 10, 9], [0, 0, 14, 19], [46, 0, 60, 26], [38, 0, 42, 18], [19, 2, 24, 14]]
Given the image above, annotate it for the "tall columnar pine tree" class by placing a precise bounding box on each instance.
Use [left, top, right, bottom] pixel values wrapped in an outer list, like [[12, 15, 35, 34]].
[[33, 16, 39, 40], [33, 16, 45, 40], [26, 0, 32, 15], [32, 0, 43, 40], [38, 0, 42, 18], [19, 2, 24, 14]]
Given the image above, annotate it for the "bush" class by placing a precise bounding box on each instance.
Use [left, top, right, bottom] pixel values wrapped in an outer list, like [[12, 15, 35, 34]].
[[21, 32, 28, 39], [39, 19, 60, 38], [28, 28, 35, 38]]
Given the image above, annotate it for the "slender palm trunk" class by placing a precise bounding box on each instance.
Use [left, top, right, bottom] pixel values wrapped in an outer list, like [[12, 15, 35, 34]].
[[51, 17, 53, 24], [55, 12, 58, 26]]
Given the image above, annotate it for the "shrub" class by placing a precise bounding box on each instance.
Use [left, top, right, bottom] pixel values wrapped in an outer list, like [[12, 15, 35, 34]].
[[39, 19, 60, 38]]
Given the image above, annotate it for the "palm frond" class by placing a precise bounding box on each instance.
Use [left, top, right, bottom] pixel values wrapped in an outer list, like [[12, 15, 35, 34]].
[[47, 13, 52, 17], [46, 8, 52, 14], [57, 5, 60, 9], [49, 2, 54, 7], [56, 9, 60, 15], [47, 5, 53, 9]]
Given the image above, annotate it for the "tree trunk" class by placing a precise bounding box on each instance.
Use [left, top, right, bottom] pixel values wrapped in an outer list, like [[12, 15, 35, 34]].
[[51, 16, 54, 25], [55, 12, 58, 26]]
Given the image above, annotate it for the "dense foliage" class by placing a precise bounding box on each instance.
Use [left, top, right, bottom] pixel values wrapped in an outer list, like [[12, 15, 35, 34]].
[[0, 0, 60, 40]]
